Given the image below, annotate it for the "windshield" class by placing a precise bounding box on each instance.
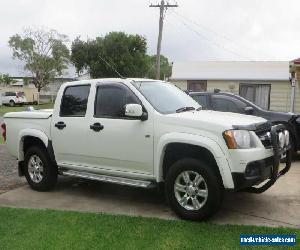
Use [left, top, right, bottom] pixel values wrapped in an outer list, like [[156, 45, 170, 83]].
[[132, 81, 200, 114]]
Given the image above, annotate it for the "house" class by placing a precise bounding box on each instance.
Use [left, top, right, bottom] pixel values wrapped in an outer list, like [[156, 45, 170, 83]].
[[0, 76, 75, 103], [170, 61, 300, 113]]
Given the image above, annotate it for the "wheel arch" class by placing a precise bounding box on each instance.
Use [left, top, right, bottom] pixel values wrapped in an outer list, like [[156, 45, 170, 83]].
[[18, 129, 49, 161], [155, 133, 234, 189]]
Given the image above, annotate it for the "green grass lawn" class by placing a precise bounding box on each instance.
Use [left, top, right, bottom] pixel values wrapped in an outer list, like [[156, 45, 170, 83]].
[[0, 135, 3, 145], [0, 207, 298, 250], [0, 103, 54, 117]]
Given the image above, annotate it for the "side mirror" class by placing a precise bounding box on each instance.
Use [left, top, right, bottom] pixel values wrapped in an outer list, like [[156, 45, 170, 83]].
[[244, 106, 254, 115], [125, 104, 146, 120]]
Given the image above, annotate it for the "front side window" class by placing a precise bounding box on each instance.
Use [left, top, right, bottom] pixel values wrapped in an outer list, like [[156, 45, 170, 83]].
[[95, 84, 141, 118], [133, 81, 200, 114], [60, 85, 90, 117]]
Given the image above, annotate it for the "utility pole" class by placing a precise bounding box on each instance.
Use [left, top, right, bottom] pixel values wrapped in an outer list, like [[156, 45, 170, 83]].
[[150, 1, 178, 79]]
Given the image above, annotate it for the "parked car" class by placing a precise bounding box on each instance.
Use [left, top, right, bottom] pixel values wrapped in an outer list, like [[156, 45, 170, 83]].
[[1, 91, 27, 106], [190, 90, 300, 154], [1, 79, 291, 221]]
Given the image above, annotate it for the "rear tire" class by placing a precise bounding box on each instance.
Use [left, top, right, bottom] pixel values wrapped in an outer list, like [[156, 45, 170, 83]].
[[165, 158, 223, 221], [9, 100, 15, 107], [24, 146, 57, 191]]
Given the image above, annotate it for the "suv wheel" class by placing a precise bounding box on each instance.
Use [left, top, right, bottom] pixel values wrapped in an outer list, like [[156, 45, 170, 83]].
[[9, 100, 15, 107], [24, 146, 57, 191], [165, 158, 223, 221]]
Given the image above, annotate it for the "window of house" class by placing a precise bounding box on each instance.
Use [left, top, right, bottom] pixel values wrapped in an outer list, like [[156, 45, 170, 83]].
[[239, 84, 271, 109], [60, 85, 90, 117], [95, 84, 141, 118], [187, 80, 207, 92]]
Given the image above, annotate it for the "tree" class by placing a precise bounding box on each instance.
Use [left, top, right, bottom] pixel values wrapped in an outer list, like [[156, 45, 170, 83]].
[[8, 28, 70, 96], [146, 55, 172, 80], [0, 73, 15, 86], [71, 32, 149, 78]]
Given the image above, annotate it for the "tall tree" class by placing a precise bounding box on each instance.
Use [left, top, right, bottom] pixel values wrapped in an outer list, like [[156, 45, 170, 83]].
[[71, 32, 149, 78], [146, 55, 172, 80], [8, 28, 70, 94]]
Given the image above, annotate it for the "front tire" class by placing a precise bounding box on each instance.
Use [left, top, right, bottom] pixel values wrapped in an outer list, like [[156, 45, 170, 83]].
[[165, 158, 223, 221], [24, 146, 57, 191]]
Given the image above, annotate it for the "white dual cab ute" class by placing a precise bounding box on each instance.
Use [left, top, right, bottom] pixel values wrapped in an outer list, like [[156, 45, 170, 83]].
[[2, 79, 292, 221]]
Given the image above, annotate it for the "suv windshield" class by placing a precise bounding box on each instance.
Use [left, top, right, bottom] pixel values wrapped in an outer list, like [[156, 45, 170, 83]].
[[133, 81, 200, 114]]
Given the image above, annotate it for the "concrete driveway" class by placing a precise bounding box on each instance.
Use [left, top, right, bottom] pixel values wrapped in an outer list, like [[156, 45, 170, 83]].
[[0, 144, 299, 228]]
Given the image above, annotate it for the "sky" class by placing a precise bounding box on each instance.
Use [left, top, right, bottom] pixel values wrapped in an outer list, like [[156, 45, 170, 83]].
[[0, 0, 300, 76]]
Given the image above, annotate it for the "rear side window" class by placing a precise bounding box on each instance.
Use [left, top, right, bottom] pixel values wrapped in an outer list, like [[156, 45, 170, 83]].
[[5, 92, 16, 97], [95, 84, 141, 118], [192, 95, 208, 109], [60, 85, 90, 117], [212, 95, 246, 113]]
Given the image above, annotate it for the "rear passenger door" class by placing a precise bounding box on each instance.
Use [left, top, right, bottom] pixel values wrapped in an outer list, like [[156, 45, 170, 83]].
[[51, 84, 91, 167]]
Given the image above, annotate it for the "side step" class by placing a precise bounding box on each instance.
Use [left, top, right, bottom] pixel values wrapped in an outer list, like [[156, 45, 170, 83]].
[[61, 170, 156, 189]]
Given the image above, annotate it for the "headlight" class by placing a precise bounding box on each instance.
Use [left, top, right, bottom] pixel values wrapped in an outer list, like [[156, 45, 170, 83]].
[[284, 130, 290, 146], [223, 130, 253, 149]]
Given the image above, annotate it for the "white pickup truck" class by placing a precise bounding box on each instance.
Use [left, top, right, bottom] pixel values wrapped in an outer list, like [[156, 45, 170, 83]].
[[1, 78, 292, 221]]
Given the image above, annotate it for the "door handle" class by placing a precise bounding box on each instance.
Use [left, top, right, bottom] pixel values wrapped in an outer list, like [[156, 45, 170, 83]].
[[90, 122, 104, 132], [55, 121, 66, 130]]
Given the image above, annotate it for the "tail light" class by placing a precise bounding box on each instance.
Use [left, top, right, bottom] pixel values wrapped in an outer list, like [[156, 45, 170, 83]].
[[1, 123, 6, 141]]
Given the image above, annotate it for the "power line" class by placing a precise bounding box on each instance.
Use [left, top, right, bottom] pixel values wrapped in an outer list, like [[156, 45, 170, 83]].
[[149, 1, 178, 79], [167, 10, 254, 60], [171, 10, 273, 60], [98, 55, 124, 79]]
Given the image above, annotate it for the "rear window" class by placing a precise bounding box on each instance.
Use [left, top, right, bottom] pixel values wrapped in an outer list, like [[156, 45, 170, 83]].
[[60, 85, 90, 117]]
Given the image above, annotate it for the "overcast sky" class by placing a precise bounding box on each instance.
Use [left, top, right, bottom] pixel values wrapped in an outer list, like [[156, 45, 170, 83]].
[[1, 0, 300, 76]]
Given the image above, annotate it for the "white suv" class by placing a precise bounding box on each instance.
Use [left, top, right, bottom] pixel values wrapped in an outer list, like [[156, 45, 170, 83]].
[[1, 91, 27, 106]]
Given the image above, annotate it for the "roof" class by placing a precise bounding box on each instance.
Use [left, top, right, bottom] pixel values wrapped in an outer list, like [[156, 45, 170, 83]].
[[292, 58, 300, 65], [61, 78, 161, 86], [170, 61, 290, 81]]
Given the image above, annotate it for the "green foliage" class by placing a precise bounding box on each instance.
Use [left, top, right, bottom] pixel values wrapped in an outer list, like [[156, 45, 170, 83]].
[[0, 207, 299, 250], [23, 78, 30, 86], [71, 32, 149, 78], [8, 28, 70, 92], [0, 73, 15, 86], [146, 55, 172, 80]]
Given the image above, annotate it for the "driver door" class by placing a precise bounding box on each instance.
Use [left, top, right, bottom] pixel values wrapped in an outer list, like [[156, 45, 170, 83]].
[[84, 83, 154, 175]]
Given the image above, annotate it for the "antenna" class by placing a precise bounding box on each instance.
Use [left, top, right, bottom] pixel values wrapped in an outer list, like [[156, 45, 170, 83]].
[[98, 55, 125, 79]]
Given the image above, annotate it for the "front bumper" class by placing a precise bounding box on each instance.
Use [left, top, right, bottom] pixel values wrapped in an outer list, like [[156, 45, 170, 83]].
[[232, 124, 292, 193], [232, 156, 273, 190]]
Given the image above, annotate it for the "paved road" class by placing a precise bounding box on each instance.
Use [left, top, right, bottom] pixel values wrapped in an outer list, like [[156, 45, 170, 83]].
[[0, 144, 299, 228], [0, 145, 25, 193]]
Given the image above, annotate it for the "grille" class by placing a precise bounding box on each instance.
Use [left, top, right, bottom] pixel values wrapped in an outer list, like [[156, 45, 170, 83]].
[[255, 123, 272, 149]]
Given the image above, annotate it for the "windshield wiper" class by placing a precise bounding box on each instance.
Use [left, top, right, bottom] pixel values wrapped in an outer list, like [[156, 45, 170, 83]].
[[176, 107, 196, 113]]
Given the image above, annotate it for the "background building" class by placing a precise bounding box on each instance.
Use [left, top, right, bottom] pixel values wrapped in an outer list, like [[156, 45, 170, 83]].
[[170, 61, 298, 112]]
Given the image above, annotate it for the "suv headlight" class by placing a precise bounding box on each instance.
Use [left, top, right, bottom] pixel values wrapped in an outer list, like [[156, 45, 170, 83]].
[[223, 130, 253, 149]]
